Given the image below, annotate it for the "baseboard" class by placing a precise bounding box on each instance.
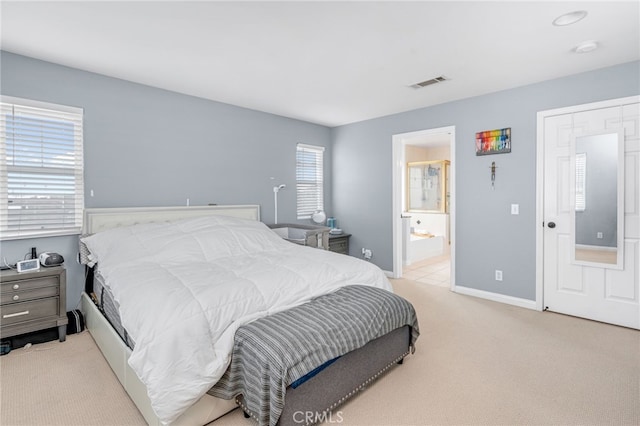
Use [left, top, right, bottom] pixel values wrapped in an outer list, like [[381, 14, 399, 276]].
[[453, 285, 538, 310]]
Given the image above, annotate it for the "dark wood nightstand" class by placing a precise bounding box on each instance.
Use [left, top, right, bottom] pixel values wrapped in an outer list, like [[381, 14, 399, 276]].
[[328, 233, 351, 255], [0, 266, 68, 342]]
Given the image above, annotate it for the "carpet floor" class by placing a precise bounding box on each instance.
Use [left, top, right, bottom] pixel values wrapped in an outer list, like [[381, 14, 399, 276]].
[[1, 278, 638, 425]]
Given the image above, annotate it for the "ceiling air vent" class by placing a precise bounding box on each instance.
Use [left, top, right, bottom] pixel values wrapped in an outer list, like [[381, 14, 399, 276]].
[[410, 76, 449, 89]]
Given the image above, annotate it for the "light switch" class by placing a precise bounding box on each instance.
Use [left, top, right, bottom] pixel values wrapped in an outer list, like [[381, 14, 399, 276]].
[[511, 204, 519, 215]]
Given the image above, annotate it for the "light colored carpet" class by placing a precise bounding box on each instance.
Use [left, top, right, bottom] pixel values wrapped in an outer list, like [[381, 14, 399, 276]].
[[0, 326, 144, 425], [1, 279, 638, 425]]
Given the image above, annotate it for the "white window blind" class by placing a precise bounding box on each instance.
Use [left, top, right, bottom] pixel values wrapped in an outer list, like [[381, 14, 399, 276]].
[[575, 153, 586, 212], [296, 143, 324, 219], [0, 96, 84, 240]]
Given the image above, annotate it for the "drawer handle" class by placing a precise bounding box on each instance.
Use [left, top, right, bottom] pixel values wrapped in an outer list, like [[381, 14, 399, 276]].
[[3, 310, 29, 319], [12, 295, 19, 301], [12, 284, 19, 290]]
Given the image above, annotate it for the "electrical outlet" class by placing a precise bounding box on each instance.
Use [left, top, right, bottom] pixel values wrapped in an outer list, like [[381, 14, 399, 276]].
[[597, 232, 603, 239], [495, 270, 503, 281], [511, 204, 519, 215]]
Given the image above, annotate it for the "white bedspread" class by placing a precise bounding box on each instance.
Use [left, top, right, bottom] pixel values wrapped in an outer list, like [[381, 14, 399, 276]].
[[81, 215, 392, 425]]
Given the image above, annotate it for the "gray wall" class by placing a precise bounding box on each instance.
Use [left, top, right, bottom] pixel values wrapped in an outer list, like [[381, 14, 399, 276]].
[[2, 50, 638, 308], [332, 60, 639, 301], [0, 51, 332, 308]]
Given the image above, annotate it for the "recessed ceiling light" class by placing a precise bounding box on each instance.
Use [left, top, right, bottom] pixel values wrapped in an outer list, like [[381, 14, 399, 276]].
[[553, 10, 588, 26], [574, 40, 599, 54]]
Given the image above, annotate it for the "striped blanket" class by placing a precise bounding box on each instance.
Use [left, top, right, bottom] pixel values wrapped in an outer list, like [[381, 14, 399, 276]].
[[208, 285, 419, 426]]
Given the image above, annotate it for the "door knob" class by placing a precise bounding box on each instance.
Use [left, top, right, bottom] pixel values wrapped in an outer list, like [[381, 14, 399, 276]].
[[548, 222, 556, 229]]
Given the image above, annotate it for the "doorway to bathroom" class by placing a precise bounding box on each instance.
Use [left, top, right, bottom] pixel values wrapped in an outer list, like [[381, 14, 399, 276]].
[[391, 126, 455, 290]]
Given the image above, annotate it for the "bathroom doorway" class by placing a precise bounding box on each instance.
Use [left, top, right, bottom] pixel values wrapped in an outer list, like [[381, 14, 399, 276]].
[[391, 126, 455, 290]]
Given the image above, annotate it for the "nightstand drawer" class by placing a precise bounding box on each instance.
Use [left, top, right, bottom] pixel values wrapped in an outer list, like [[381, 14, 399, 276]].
[[1, 276, 59, 293], [328, 234, 351, 255], [1, 285, 59, 304], [1, 298, 59, 326], [330, 239, 348, 252], [0, 267, 67, 341]]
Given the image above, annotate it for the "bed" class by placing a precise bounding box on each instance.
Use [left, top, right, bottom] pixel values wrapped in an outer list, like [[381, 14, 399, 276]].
[[79, 205, 419, 426]]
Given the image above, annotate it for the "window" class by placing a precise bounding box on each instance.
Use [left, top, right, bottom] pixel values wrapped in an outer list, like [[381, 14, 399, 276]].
[[1, 96, 84, 240], [296, 143, 324, 219]]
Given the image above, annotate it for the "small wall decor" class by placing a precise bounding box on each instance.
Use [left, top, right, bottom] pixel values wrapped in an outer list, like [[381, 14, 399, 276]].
[[476, 127, 511, 155], [490, 161, 497, 190]]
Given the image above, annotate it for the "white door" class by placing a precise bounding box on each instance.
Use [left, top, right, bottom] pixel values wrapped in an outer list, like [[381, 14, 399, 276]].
[[542, 99, 639, 329]]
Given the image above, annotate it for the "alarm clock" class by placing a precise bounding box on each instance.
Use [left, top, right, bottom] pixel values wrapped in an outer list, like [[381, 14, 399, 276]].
[[39, 252, 64, 267], [16, 258, 40, 273]]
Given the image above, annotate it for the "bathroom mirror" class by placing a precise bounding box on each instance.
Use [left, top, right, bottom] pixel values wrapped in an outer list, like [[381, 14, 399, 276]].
[[570, 129, 624, 269], [407, 160, 450, 213]]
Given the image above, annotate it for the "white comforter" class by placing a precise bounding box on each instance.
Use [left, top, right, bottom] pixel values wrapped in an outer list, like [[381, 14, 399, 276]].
[[82, 215, 392, 425]]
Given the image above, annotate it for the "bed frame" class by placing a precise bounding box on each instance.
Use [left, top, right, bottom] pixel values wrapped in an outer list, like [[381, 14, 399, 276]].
[[80, 205, 410, 426]]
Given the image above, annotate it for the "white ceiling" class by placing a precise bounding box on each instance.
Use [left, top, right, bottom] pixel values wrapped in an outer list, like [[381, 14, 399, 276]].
[[1, 1, 638, 127]]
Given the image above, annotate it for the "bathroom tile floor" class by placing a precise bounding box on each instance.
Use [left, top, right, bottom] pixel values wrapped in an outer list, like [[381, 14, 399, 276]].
[[402, 248, 451, 288]]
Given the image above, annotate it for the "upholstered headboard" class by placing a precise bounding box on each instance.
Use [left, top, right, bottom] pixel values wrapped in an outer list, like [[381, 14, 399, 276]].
[[82, 205, 261, 235]]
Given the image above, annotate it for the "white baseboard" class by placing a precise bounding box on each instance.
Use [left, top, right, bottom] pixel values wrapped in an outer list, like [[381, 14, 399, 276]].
[[453, 285, 538, 310]]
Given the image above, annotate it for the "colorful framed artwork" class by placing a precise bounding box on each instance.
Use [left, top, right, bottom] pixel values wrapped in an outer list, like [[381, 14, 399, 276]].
[[476, 127, 511, 155]]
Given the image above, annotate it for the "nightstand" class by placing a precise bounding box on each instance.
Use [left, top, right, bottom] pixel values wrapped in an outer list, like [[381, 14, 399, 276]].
[[0, 266, 68, 342], [328, 233, 351, 255]]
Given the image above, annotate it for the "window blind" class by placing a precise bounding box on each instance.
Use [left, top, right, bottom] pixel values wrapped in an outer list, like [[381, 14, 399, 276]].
[[296, 143, 324, 219], [575, 153, 586, 212], [0, 97, 84, 240]]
